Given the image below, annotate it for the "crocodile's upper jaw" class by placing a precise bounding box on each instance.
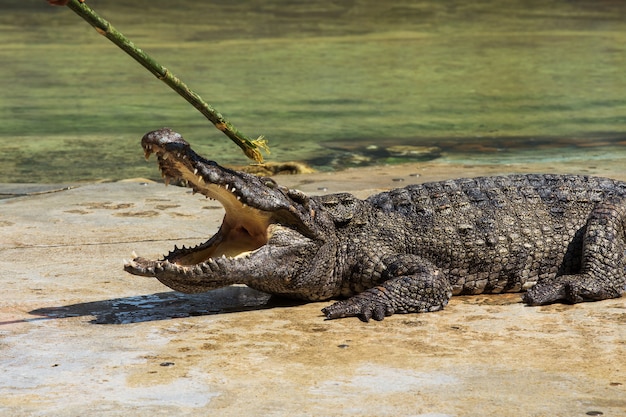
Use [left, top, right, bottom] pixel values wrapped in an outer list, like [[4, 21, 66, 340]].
[[124, 128, 319, 283]]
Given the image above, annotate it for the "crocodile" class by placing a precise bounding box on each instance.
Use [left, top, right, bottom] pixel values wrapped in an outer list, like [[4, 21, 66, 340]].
[[124, 128, 626, 321]]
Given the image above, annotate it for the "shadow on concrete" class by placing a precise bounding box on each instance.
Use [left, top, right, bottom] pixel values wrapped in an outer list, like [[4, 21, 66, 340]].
[[28, 286, 303, 324]]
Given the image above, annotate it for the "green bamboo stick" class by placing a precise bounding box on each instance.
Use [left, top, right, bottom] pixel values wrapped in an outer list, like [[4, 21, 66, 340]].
[[53, 0, 268, 162]]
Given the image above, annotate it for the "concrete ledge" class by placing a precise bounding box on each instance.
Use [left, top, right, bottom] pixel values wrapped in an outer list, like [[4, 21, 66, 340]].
[[1, 163, 625, 416]]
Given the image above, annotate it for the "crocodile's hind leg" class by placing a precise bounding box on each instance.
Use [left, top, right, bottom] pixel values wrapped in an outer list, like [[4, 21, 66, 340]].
[[322, 255, 452, 322], [523, 200, 626, 305]]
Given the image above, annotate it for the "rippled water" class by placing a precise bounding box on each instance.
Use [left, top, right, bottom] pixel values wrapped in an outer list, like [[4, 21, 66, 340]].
[[1, 0, 625, 182]]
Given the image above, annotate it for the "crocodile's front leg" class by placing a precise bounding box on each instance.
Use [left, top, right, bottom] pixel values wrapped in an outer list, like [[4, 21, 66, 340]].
[[322, 255, 453, 322], [523, 199, 626, 305]]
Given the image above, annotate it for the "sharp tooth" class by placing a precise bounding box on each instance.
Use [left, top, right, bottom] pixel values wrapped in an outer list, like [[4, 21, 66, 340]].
[[123, 259, 128, 265], [231, 187, 237, 193], [132, 251, 138, 258], [197, 176, 204, 184], [193, 168, 198, 175], [221, 254, 226, 259], [162, 152, 169, 160], [236, 196, 241, 201], [225, 184, 230, 191]]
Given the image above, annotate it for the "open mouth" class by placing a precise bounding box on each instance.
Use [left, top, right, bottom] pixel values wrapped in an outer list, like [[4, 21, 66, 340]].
[[124, 128, 281, 276]]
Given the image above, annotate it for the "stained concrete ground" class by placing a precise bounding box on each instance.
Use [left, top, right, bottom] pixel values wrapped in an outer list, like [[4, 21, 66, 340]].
[[1, 161, 625, 417]]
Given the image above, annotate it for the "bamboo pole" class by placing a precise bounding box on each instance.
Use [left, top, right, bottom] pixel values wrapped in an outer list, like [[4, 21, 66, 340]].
[[48, 0, 268, 162]]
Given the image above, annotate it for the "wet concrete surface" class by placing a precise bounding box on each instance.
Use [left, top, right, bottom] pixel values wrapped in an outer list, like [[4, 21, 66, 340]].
[[1, 162, 625, 416]]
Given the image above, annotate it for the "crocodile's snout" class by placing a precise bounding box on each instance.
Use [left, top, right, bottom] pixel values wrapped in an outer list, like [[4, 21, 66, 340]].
[[141, 128, 191, 160]]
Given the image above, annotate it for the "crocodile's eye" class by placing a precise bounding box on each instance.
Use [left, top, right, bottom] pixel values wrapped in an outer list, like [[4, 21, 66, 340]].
[[287, 188, 309, 204], [262, 177, 277, 188]]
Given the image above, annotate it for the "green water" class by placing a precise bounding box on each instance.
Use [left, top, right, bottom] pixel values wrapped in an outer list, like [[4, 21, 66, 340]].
[[1, 0, 625, 183]]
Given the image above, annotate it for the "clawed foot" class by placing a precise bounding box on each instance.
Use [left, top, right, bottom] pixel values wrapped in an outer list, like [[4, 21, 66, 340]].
[[522, 274, 621, 305], [322, 274, 452, 321], [322, 289, 394, 322]]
